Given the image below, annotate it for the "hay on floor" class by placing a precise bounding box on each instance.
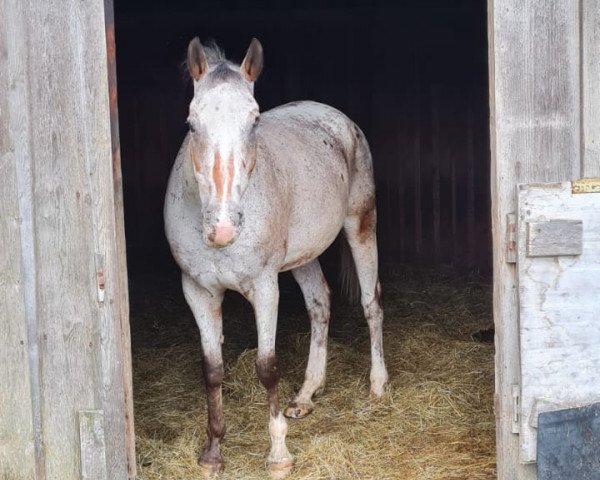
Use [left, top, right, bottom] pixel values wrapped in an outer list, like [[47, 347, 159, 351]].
[[131, 268, 496, 479]]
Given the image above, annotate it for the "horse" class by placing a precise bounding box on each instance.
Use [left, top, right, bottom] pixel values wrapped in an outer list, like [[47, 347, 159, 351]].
[[164, 37, 388, 478]]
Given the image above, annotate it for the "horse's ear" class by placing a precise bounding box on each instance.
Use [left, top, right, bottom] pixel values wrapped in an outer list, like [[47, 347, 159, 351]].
[[188, 37, 207, 81], [241, 38, 263, 82]]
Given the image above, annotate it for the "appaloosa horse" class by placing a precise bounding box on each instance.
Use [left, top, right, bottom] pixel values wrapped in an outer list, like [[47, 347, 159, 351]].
[[164, 38, 388, 478]]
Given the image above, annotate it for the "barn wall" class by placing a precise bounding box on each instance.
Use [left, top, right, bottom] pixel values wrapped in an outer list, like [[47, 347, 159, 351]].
[[115, 1, 491, 273], [489, 0, 581, 478], [0, 3, 37, 477], [0, 0, 134, 478]]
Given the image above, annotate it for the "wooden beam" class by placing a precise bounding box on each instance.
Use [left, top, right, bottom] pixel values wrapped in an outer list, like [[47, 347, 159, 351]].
[[0, 3, 37, 476], [488, 0, 581, 477], [582, 0, 600, 178]]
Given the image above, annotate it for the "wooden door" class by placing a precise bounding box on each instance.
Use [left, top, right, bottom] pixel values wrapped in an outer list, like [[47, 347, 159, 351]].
[[516, 180, 600, 464]]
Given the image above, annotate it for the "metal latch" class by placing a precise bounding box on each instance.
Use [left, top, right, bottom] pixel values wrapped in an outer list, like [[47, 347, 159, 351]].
[[512, 384, 520, 434]]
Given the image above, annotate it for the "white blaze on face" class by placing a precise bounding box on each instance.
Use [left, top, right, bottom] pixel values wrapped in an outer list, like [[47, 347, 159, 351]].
[[189, 82, 259, 245]]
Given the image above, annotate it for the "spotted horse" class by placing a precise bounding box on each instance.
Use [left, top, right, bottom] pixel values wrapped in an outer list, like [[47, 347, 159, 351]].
[[164, 38, 388, 478]]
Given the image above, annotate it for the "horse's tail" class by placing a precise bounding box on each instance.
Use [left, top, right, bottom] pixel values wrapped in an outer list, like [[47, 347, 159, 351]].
[[339, 235, 361, 305]]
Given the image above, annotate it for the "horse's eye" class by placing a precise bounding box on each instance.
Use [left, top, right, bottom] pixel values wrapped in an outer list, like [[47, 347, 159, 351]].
[[188, 121, 196, 133]]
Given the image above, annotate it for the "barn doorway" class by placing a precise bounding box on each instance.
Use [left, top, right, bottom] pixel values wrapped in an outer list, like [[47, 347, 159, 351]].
[[114, 0, 494, 477]]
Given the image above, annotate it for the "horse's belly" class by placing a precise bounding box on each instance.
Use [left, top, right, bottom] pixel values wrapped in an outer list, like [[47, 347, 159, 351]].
[[280, 188, 347, 271]]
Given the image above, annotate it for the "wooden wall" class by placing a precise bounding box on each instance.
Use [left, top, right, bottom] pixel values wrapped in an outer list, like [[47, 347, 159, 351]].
[[115, 0, 491, 273], [488, 0, 599, 478], [0, 0, 135, 478]]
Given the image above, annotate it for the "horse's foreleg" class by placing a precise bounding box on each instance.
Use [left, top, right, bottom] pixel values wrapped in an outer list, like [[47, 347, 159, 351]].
[[250, 275, 293, 479], [343, 214, 389, 398], [182, 274, 226, 476], [284, 260, 331, 419]]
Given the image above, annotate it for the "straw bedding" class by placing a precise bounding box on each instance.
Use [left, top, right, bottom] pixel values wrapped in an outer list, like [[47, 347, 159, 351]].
[[131, 266, 496, 479]]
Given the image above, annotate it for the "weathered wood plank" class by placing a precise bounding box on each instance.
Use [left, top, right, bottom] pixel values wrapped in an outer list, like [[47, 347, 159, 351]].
[[27, 0, 103, 475], [75, 1, 132, 477], [0, 0, 134, 478], [517, 182, 600, 463], [78, 411, 108, 480], [582, 0, 600, 178], [526, 220, 583, 257], [0, 3, 36, 476], [488, 0, 580, 476], [104, 0, 136, 476]]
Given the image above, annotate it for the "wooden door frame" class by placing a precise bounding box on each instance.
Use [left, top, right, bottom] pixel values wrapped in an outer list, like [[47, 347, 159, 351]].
[[103, 0, 136, 477]]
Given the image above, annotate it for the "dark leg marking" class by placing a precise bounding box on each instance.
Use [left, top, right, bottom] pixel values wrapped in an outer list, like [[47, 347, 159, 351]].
[[256, 353, 280, 417], [200, 357, 225, 466]]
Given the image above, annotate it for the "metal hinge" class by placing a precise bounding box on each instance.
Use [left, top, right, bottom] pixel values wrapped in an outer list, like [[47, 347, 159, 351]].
[[512, 384, 520, 434], [506, 213, 517, 263]]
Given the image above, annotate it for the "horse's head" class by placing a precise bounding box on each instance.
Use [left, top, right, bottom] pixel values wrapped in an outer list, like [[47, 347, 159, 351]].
[[186, 38, 263, 248]]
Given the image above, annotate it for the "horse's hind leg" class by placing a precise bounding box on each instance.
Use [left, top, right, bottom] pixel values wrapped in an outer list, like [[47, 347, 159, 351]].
[[343, 207, 389, 398], [284, 260, 331, 419]]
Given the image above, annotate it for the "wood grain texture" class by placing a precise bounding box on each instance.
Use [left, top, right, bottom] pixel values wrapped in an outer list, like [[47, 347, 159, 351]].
[[104, 0, 137, 476], [526, 220, 583, 257], [0, 0, 133, 478], [28, 1, 103, 476], [582, 0, 600, 177], [517, 182, 600, 462], [78, 411, 107, 480], [488, 0, 580, 477], [0, 3, 36, 476]]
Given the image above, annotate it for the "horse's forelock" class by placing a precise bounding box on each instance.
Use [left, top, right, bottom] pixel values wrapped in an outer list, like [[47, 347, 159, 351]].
[[202, 40, 227, 66]]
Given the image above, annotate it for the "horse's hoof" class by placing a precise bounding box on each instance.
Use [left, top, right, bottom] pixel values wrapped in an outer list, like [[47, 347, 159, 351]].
[[199, 461, 224, 478], [370, 374, 389, 399], [269, 458, 294, 479], [284, 401, 313, 419]]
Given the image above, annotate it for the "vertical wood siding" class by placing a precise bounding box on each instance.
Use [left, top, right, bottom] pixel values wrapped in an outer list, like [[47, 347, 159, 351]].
[[0, 0, 134, 478], [489, 0, 581, 477]]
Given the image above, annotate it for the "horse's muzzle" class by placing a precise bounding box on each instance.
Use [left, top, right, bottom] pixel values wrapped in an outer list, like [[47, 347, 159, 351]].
[[204, 209, 244, 248], [210, 221, 237, 247]]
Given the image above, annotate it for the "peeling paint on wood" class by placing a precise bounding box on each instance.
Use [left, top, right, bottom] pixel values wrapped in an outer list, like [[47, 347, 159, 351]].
[[517, 181, 600, 463]]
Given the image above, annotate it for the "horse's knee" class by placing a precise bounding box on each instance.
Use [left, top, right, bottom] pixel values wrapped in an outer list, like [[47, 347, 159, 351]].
[[203, 358, 224, 389], [256, 353, 279, 390]]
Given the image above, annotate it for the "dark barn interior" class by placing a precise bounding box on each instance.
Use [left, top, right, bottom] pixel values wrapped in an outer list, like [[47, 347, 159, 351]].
[[116, 0, 490, 275], [114, 1, 496, 478]]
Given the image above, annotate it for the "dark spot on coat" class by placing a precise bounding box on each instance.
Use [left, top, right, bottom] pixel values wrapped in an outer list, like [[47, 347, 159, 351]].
[[358, 197, 377, 244]]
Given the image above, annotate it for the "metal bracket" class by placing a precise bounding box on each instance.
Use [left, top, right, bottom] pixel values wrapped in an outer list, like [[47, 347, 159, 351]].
[[572, 178, 600, 194], [506, 213, 517, 263], [512, 384, 520, 434]]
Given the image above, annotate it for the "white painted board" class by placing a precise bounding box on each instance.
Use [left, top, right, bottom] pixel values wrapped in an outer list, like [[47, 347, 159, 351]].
[[517, 182, 600, 463]]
